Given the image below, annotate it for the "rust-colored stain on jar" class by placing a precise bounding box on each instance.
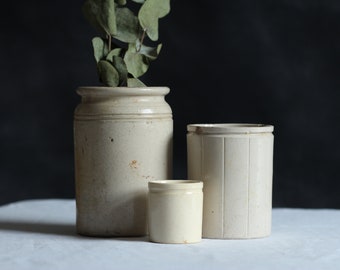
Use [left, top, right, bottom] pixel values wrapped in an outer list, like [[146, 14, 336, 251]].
[[129, 160, 138, 169]]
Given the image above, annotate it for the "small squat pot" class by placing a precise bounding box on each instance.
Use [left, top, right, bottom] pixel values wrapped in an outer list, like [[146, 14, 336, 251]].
[[148, 180, 203, 244]]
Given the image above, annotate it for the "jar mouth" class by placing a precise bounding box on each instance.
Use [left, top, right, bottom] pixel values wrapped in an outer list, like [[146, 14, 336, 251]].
[[77, 86, 170, 97], [187, 123, 274, 134], [148, 180, 203, 190]]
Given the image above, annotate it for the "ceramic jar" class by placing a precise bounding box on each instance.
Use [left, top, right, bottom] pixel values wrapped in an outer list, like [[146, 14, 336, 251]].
[[187, 124, 274, 239], [148, 180, 203, 244], [74, 87, 173, 236]]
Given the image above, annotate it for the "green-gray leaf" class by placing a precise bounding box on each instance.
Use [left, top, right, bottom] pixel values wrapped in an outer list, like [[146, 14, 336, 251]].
[[124, 44, 149, 78], [106, 48, 122, 61], [127, 78, 146, 87], [92, 37, 108, 62], [138, 42, 162, 60], [97, 60, 119, 87], [82, 0, 102, 34], [112, 56, 128, 85], [82, 0, 117, 35], [138, 0, 170, 41], [115, 7, 140, 43], [115, 0, 127, 5], [131, 0, 145, 3]]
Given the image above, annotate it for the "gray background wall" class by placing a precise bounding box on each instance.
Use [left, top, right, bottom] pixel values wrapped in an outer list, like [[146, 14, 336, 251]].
[[1, 0, 339, 207]]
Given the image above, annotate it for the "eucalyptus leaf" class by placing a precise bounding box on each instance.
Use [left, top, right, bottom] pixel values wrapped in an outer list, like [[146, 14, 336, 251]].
[[112, 56, 128, 85], [115, 0, 127, 5], [138, 0, 170, 41], [127, 78, 146, 87], [115, 7, 140, 43], [138, 41, 162, 60], [131, 0, 145, 3], [124, 44, 149, 78], [106, 48, 122, 61], [82, 1, 103, 34], [82, 0, 117, 35], [97, 60, 119, 87], [92, 37, 107, 62]]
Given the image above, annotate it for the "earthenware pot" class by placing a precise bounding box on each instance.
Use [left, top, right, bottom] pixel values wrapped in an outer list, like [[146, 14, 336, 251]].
[[74, 87, 173, 236], [148, 180, 203, 244], [187, 124, 274, 239]]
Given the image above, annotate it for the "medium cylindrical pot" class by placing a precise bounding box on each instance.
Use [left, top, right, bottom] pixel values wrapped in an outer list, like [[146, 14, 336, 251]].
[[148, 180, 203, 244], [74, 87, 173, 236], [187, 124, 274, 239]]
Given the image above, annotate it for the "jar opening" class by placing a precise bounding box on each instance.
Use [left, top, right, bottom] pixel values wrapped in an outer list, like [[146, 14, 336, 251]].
[[187, 123, 274, 134], [148, 180, 203, 190], [77, 86, 170, 98]]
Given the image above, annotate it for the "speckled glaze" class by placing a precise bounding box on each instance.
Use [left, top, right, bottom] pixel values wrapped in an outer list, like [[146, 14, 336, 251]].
[[148, 180, 203, 244], [187, 124, 274, 239], [74, 87, 173, 236]]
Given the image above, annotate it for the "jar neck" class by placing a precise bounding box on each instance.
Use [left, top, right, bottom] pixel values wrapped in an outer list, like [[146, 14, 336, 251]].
[[77, 86, 170, 99], [74, 87, 172, 120]]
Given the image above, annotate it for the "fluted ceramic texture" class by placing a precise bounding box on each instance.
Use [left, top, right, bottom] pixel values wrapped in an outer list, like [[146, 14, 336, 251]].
[[187, 124, 274, 239]]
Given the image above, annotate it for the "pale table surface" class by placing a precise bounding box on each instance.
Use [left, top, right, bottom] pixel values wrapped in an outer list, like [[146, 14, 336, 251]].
[[0, 199, 339, 270]]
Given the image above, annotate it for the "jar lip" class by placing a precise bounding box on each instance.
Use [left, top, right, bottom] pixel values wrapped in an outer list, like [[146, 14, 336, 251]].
[[187, 123, 274, 134], [77, 86, 170, 97], [148, 180, 203, 190]]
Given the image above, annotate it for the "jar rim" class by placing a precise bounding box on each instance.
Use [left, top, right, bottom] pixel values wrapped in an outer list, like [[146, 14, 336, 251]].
[[77, 86, 170, 97], [148, 180, 203, 190], [187, 123, 274, 134]]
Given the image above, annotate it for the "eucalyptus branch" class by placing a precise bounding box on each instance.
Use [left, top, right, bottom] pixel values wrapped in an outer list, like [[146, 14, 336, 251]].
[[82, 0, 171, 87]]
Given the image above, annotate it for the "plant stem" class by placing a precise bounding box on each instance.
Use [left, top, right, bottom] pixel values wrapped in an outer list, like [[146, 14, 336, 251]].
[[108, 35, 112, 52], [137, 29, 147, 52]]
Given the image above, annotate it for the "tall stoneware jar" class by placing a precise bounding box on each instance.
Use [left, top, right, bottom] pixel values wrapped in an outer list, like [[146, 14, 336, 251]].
[[74, 87, 173, 236]]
